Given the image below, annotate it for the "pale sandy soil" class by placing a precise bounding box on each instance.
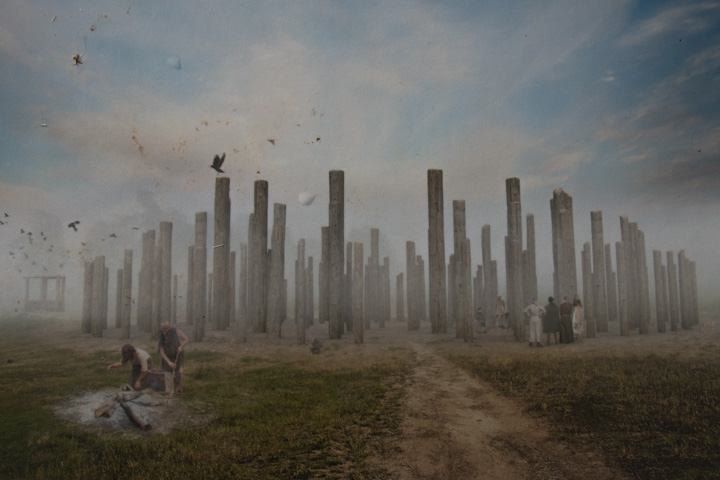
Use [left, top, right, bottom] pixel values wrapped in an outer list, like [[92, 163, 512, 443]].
[[13, 313, 720, 479]]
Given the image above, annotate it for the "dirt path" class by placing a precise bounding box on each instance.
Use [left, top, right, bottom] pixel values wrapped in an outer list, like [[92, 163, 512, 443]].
[[370, 341, 628, 480]]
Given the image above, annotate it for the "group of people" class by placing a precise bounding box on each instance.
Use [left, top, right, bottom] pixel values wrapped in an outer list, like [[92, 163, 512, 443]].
[[107, 321, 189, 396], [475, 294, 585, 347]]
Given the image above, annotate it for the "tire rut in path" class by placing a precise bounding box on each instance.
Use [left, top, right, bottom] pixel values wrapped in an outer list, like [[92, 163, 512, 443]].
[[370, 342, 627, 480]]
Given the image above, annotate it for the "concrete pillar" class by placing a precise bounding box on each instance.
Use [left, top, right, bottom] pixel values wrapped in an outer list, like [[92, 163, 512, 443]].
[[453, 200, 473, 342], [353, 242, 364, 343], [319, 226, 329, 325], [525, 214, 537, 307], [406, 241, 419, 331], [305, 257, 314, 326], [328, 170, 344, 339], [296, 239, 306, 345], [187, 246, 194, 325], [637, 229, 651, 334], [159, 221, 173, 328], [581, 243, 595, 338], [365, 228, 380, 328], [82, 261, 93, 334], [427, 169, 447, 333], [418, 255, 427, 324], [139, 230, 155, 332], [207, 273, 213, 329], [250, 180, 269, 333], [616, 242, 629, 336], [396, 272, 405, 322], [346, 242, 354, 332], [267, 204, 286, 338], [551, 189, 578, 301], [193, 212, 207, 342], [238, 243, 248, 343], [481, 225, 492, 319], [473, 265, 483, 314], [116, 269, 123, 329], [91, 255, 105, 337], [505, 178, 524, 341], [605, 244, 617, 323], [212, 177, 230, 331], [381, 256, 390, 328], [661, 264, 669, 332], [121, 249, 132, 339], [590, 211, 608, 332], [172, 274, 178, 325], [690, 261, 699, 326], [653, 250, 666, 333], [229, 251, 236, 326], [151, 246, 162, 339], [102, 267, 109, 330]]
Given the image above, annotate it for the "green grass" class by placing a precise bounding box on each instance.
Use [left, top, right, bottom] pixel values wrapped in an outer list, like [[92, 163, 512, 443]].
[[444, 350, 720, 479], [0, 319, 408, 480]]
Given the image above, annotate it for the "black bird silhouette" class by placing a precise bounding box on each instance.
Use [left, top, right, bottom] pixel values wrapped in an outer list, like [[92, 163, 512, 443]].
[[81, 242, 86, 246], [68, 221, 80, 231], [20, 228, 24, 234], [109, 233, 117, 238], [0, 220, 5, 225], [210, 153, 226, 173], [3, 213, 8, 217], [132, 227, 139, 230]]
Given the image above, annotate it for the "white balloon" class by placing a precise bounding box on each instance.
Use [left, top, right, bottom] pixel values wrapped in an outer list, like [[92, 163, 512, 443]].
[[298, 191, 316, 206], [166, 55, 181, 70]]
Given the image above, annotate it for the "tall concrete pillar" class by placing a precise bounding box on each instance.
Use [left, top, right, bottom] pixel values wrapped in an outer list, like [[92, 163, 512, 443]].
[[381, 256, 390, 328], [305, 257, 314, 326], [353, 242, 364, 344], [505, 178, 524, 341], [346, 242, 354, 331], [229, 251, 236, 326], [653, 250, 667, 333], [172, 274, 178, 325], [365, 228, 380, 327], [678, 250, 688, 330], [187, 246, 194, 325], [250, 180, 269, 333], [637, 229, 651, 334], [396, 272, 405, 322], [82, 261, 93, 334], [590, 211, 608, 332], [296, 239, 306, 345], [525, 214, 537, 306], [151, 245, 162, 339], [427, 169, 447, 333], [616, 242, 629, 336], [406, 241, 419, 331], [551, 189, 578, 301], [91, 255, 105, 337], [418, 255, 427, 324], [473, 265, 483, 314], [453, 200, 473, 343], [207, 273, 213, 329], [328, 170, 344, 339], [690, 260, 699, 327], [267, 204, 286, 338], [159, 221, 173, 326], [212, 177, 231, 331], [581, 243, 595, 338], [605, 244, 617, 323], [116, 269, 123, 329], [102, 267, 109, 330], [661, 264, 669, 332], [319, 226, 329, 325], [139, 230, 155, 332], [481, 225, 492, 318], [121, 249, 132, 339], [238, 243, 248, 343], [193, 212, 207, 342]]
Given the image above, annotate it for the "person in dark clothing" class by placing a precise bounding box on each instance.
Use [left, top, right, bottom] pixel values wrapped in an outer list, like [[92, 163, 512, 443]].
[[543, 296, 560, 345], [558, 296, 574, 344], [158, 321, 189, 397]]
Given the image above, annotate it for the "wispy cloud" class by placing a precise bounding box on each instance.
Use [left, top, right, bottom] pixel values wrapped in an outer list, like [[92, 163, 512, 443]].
[[618, 2, 720, 46]]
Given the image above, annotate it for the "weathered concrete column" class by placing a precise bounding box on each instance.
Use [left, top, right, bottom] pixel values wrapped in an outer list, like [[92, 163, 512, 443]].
[[353, 242, 364, 344], [637, 229, 651, 334], [473, 265, 483, 314], [678, 250, 688, 329], [396, 272, 405, 322], [525, 214, 537, 306], [159, 221, 173, 326], [365, 228, 380, 327], [172, 274, 178, 325], [381, 256, 390, 328], [427, 169, 447, 333], [690, 260, 699, 327], [605, 244, 617, 323], [305, 257, 314, 326], [238, 243, 248, 343], [187, 246, 194, 325], [296, 239, 306, 345], [207, 273, 213, 329], [406, 241, 419, 331], [346, 242, 354, 332], [418, 255, 427, 324], [139, 230, 155, 332], [481, 224, 492, 318], [581, 243, 595, 338], [91, 255, 105, 337], [82, 261, 93, 334], [661, 264, 669, 332], [151, 245, 162, 340], [102, 267, 109, 330], [505, 178, 524, 341], [121, 249, 132, 339], [250, 180, 269, 333], [229, 251, 236, 326], [116, 269, 123, 329], [453, 200, 473, 342], [267, 203, 286, 338], [625, 220, 641, 329], [616, 242, 629, 336], [551, 189, 578, 301], [653, 250, 667, 333], [590, 211, 608, 332], [193, 212, 207, 342], [319, 226, 329, 325], [328, 170, 345, 339], [212, 177, 231, 331]]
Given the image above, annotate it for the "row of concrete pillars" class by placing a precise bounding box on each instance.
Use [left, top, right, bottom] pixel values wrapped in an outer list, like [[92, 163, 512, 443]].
[[81, 170, 700, 343]]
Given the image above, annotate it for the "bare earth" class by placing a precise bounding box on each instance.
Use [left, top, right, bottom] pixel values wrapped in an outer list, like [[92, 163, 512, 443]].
[[30, 314, 719, 479]]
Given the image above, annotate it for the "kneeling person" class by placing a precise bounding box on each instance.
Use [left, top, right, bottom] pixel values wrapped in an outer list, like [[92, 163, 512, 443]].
[[107, 344, 154, 390]]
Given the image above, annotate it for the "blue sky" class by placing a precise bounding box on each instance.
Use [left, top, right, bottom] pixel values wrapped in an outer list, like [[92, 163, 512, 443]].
[[1, 0, 719, 316]]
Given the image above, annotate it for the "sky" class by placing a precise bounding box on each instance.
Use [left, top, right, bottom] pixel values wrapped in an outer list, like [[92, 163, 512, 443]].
[[1, 0, 719, 318]]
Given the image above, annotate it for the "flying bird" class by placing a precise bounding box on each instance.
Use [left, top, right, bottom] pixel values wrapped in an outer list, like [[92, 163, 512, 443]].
[[109, 233, 117, 238], [68, 221, 80, 231], [210, 153, 226, 173], [0, 221, 5, 225], [267, 139, 275, 145], [3, 213, 8, 217], [20, 229, 24, 234], [132, 227, 139, 230]]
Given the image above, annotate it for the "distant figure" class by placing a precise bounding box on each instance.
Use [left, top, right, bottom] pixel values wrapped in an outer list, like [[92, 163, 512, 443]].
[[107, 344, 154, 390], [558, 296, 574, 344], [494, 295, 507, 329], [310, 338, 323, 354], [475, 308, 487, 333], [543, 296, 560, 345], [158, 321, 189, 398], [573, 296, 584, 343], [210, 153, 226, 173], [524, 298, 546, 347]]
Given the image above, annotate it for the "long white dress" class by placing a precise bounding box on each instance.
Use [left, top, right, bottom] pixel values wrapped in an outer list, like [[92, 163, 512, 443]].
[[572, 306, 584, 335]]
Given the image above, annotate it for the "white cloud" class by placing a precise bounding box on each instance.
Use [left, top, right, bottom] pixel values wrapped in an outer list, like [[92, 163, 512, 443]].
[[618, 3, 720, 46]]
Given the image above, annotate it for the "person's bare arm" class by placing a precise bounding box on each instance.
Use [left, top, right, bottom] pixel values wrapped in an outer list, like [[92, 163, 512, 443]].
[[176, 329, 189, 354]]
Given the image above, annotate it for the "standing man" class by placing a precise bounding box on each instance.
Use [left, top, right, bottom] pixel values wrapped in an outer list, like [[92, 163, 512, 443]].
[[524, 298, 546, 347], [158, 321, 189, 398], [543, 296, 560, 345], [494, 295, 507, 329], [558, 296, 574, 344]]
